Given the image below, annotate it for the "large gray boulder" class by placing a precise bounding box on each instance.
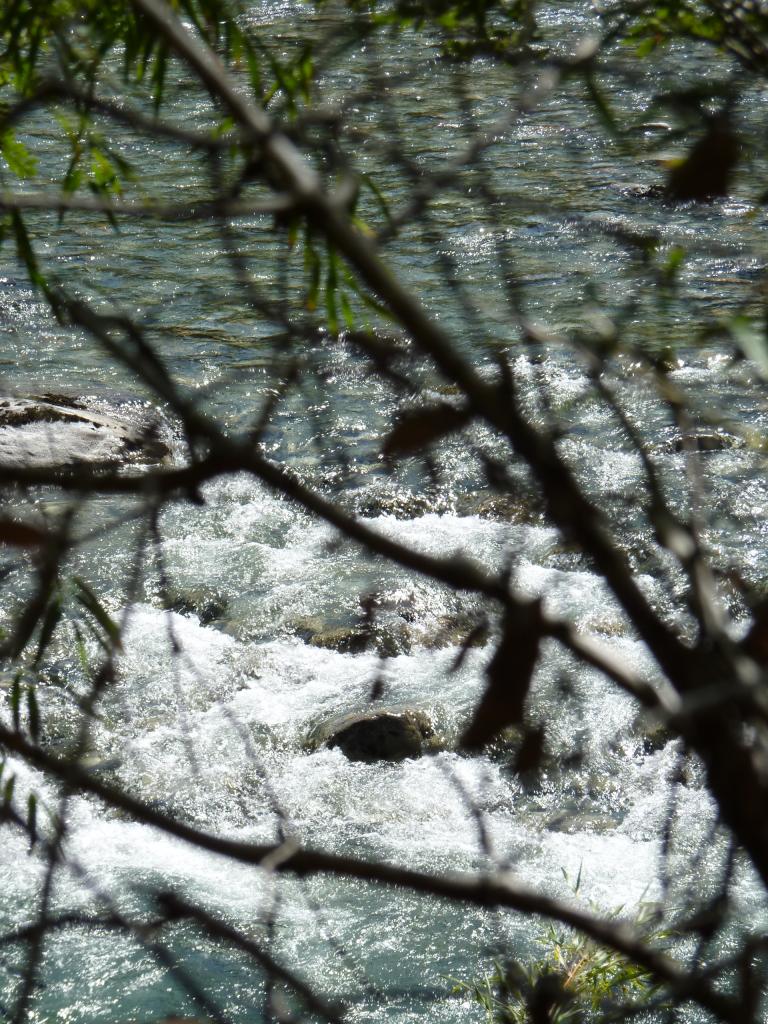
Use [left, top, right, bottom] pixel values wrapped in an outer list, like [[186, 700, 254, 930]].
[[0, 391, 172, 469], [307, 708, 440, 762]]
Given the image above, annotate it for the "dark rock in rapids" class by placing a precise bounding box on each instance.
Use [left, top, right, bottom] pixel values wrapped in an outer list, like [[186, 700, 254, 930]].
[[619, 183, 668, 200], [165, 587, 228, 625], [307, 708, 441, 762], [481, 723, 527, 765], [632, 711, 675, 755], [308, 625, 371, 655], [349, 484, 542, 524], [352, 489, 437, 519], [420, 611, 488, 650], [289, 608, 489, 656], [0, 390, 172, 469], [290, 615, 412, 657]]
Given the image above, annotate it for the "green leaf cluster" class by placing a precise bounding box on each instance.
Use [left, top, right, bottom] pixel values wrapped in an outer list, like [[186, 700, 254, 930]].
[[454, 906, 671, 1023], [314, 0, 541, 59], [612, 0, 768, 68]]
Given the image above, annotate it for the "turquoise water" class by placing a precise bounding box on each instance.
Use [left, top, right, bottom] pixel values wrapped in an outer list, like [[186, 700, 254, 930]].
[[1, 3, 768, 1021]]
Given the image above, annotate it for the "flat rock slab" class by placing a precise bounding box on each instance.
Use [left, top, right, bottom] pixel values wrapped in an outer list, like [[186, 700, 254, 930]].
[[307, 708, 440, 762], [0, 392, 172, 469]]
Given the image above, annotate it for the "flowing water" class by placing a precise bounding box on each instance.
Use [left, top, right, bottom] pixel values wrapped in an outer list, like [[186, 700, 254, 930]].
[[1, 3, 768, 1021]]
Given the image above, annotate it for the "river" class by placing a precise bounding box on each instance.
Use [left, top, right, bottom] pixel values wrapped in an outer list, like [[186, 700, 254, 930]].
[[1, 1, 768, 1021]]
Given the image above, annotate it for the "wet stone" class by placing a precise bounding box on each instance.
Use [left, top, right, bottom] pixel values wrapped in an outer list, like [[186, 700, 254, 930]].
[[0, 391, 172, 468], [545, 810, 621, 835], [352, 490, 439, 519], [630, 121, 674, 134], [632, 712, 675, 755], [78, 754, 123, 774], [481, 724, 526, 765], [619, 183, 668, 200], [307, 708, 441, 762], [289, 615, 338, 641], [309, 626, 370, 655], [290, 615, 412, 656], [164, 587, 228, 625], [294, 608, 487, 655], [420, 611, 488, 650], [671, 431, 741, 454], [458, 492, 540, 523]]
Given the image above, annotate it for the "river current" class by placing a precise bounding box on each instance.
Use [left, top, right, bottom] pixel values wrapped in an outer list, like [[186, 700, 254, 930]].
[[1, 2, 768, 1021]]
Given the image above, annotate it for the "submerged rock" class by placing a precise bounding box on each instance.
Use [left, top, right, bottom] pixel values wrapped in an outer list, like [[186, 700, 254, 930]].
[[308, 625, 371, 655], [289, 615, 412, 657], [632, 712, 675, 755], [0, 391, 172, 469], [456, 491, 541, 524], [620, 183, 668, 200], [350, 485, 541, 524], [545, 810, 621, 835], [78, 754, 123, 774], [164, 587, 228, 625], [291, 610, 487, 655], [353, 490, 438, 519], [671, 431, 741, 454], [481, 724, 527, 764], [307, 708, 441, 762], [630, 121, 674, 135], [420, 611, 488, 650]]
